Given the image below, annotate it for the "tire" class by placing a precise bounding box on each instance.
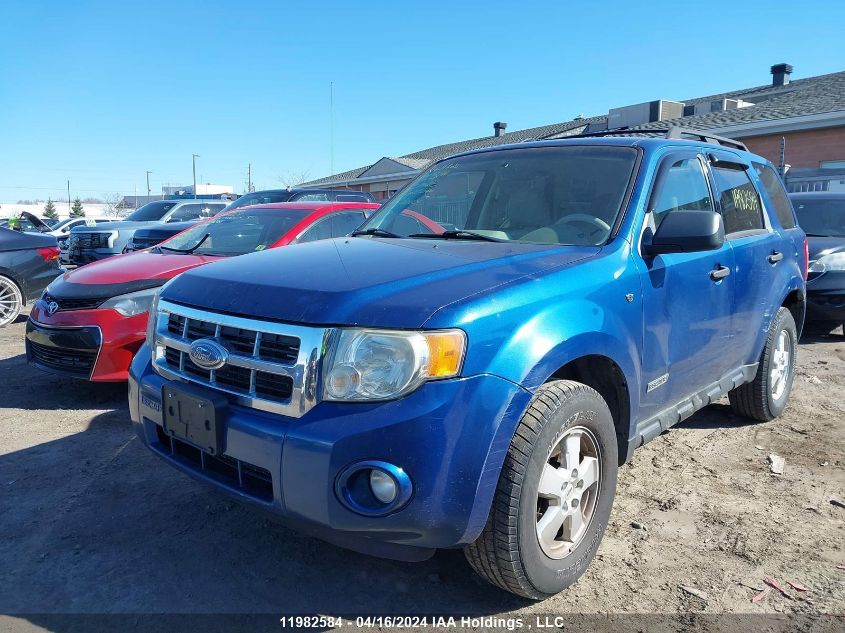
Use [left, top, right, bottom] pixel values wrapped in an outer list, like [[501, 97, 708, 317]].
[[0, 275, 23, 327], [729, 307, 797, 421], [464, 380, 618, 599]]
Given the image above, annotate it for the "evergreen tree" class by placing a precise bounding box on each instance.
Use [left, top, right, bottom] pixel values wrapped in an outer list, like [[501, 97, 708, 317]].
[[70, 198, 85, 218], [43, 198, 58, 220]]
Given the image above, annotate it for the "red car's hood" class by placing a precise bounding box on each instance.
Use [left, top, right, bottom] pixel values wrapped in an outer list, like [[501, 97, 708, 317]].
[[43, 251, 222, 303], [64, 251, 221, 285]]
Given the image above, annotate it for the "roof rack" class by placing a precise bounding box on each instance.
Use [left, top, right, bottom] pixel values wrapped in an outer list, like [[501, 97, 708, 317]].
[[560, 126, 748, 151]]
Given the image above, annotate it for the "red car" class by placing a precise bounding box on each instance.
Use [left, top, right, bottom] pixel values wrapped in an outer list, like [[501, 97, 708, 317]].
[[25, 202, 379, 381]]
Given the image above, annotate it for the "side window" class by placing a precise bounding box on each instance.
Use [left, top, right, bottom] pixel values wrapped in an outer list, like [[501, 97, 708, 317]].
[[168, 203, 206, 222], [335, 194, 368, 203], [292, 192, 329, 202], [712, 167, 765, 235], [647, 156, 713, 230], [753, 163, 796, 229], [330, 211, 366, 237], [296, 216, 333, 243]]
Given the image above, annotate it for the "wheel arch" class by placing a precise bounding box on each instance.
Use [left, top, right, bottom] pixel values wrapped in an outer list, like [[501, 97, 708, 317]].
[[781, 287, 806, 338], [545, 354, 632, 466]]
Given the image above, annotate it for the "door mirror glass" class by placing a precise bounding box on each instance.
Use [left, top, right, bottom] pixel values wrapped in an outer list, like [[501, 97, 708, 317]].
[[645, 210, 725, 255]]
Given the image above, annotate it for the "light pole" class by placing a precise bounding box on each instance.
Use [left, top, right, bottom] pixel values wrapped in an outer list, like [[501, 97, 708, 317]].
[[146, 170, 152, 198], [192, 154, 200, 199]]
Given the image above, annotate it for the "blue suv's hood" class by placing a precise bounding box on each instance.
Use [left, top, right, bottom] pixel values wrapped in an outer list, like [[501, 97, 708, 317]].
[[161, 237, 598, 328]]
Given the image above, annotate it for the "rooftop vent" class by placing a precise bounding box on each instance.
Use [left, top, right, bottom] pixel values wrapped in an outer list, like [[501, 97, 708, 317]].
[[493, 121, 507, 137], [608, 100, 684, 128], [771, 63, 793, 87]]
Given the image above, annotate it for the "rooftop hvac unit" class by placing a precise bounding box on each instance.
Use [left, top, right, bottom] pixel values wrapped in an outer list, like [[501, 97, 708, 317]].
[[607, 100, 685, 128]]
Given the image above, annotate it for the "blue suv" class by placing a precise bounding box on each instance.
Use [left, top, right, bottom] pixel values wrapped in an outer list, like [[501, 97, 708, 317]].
[[129, 129, 807, 599]]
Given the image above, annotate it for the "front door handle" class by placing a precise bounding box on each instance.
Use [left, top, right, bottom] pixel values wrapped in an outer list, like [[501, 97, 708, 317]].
[[768, 251, 784, 264], [710, 265, 731, 281]]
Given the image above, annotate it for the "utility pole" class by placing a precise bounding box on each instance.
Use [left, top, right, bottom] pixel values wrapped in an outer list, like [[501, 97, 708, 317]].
[[192, 154, 200, 199], [146, 170, 152, 198], [248, 163, 252, 192], [67, 180, 71, 214]]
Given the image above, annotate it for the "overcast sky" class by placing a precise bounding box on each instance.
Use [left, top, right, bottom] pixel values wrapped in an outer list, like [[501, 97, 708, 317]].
[[1, 0, 844, 202]]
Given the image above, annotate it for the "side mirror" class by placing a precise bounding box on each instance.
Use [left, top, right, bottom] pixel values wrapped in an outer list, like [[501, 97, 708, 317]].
[[645, 210, 725, 256]]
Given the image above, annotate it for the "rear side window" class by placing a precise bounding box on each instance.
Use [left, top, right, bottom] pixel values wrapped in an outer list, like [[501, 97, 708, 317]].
[[647, 156, 713, 230], [331, 211, 366, 237], [297, 216, 332, 243], [293, 192, 330, 202], [712, 167, 765, 235], [753, 163, 796, 229], [335, 194, 369, 202]]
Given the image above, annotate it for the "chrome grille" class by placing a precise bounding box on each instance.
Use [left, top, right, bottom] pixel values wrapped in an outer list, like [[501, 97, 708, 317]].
[[151, 300, 326, 417]]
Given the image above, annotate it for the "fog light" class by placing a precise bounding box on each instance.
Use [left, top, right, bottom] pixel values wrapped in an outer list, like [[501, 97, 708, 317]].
[[369, 469, 398, 504]]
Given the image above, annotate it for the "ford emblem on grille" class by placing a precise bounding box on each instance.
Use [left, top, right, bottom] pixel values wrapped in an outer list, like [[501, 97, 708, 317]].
[[188, 338, 228, 370]]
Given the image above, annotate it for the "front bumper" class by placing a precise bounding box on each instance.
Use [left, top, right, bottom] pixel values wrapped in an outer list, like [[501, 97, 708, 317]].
[[806, 271, 845, 323], [25, 319, 102, 379], [27, 301, 148, 381], [129, 346, 531, 559]]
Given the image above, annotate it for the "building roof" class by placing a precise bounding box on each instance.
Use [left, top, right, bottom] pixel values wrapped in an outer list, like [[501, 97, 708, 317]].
[[635, 69, 845, 132], [305, 68, 845, 187]]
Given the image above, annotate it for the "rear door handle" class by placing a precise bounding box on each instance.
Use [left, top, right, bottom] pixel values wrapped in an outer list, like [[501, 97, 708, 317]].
[[768, 251, 784, 264], [710, 265, 731, 281]]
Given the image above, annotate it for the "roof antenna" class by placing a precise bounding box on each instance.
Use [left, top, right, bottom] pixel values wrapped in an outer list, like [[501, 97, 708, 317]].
[[330, 81, 335, 176]]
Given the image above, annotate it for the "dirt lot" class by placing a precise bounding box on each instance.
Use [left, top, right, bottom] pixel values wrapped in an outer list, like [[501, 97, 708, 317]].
[[1, 308, 843, 631]]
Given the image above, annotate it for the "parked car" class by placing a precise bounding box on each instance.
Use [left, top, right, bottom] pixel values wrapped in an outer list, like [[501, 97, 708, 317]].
[[222, 188, 376, 212], [790, 191, 845, 334], [122, 221, 196, 253], [64, 200, 228, 266], [129, 132, 806, 598], [26, 202, 378, 380], [0, 212, 54, 234], [0, 227, 61, 326], [49, 216, 112, 237]]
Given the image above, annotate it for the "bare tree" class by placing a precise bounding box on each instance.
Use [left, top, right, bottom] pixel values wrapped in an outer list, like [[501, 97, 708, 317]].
[[277, 170, 312, 189], [102, 193, 123, 217]]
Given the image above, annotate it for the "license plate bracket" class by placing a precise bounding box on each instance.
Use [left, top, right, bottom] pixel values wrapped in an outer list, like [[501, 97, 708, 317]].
[[162, 383, 229, 456]]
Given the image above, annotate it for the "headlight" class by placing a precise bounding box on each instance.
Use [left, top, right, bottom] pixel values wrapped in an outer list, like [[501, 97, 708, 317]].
[[322, 328, 466, 401], [100, 287, 160, 317], [808, 252, 845, 274]]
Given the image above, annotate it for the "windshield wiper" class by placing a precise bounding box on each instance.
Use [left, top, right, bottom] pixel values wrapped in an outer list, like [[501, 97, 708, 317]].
[[409, 230, 505, 242], [351, 227, 403, 238], [159, 233, 211, 255]]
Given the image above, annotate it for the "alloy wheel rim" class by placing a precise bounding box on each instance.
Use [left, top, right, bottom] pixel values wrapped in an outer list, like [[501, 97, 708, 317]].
[[770, 330, 791, 401], [0, 278, 21, 326], [535, 425, 601, 559]]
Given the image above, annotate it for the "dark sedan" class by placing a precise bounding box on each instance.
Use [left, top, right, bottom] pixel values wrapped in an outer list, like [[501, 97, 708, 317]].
[[0, 227, 62, 326], [790, 191, 845, 334]]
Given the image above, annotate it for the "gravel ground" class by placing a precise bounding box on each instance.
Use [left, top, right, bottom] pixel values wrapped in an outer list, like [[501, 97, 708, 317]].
[[1, 308, 843, 631]]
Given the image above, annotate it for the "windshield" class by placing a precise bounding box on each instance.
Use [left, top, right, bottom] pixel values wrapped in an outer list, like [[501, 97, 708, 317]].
[[124, 201, 178, 222], [793, 197, 845, 237], [220, 191, 293, 213], [158, 208, 309, 256], [362, 146, 637, 246]]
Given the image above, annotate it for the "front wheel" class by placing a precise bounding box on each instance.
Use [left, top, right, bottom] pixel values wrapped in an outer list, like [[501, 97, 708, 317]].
[[464, 380, 618, 599], [729, 307, 797, 421], [0, 275, 23, 327]]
